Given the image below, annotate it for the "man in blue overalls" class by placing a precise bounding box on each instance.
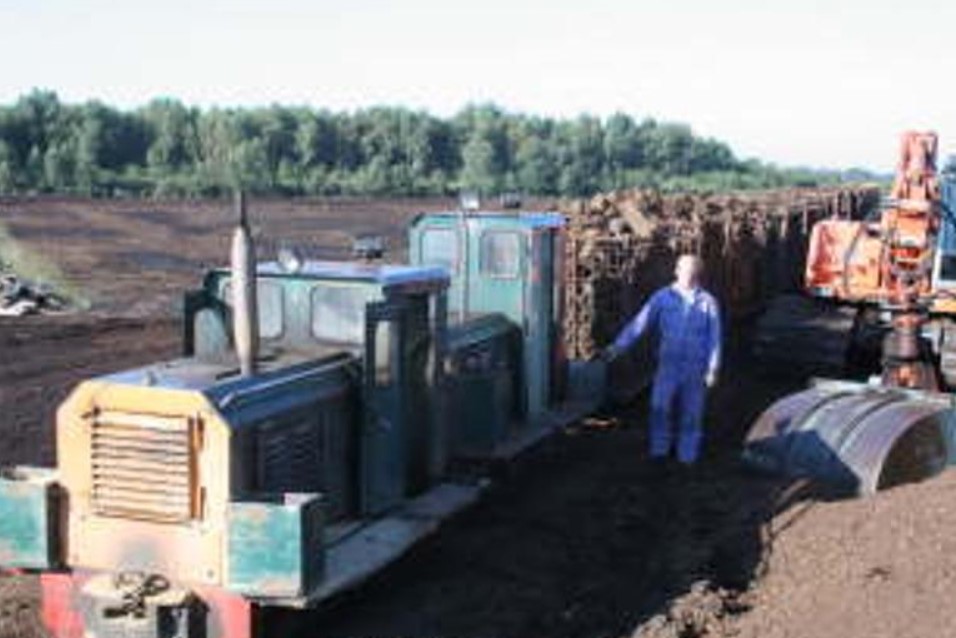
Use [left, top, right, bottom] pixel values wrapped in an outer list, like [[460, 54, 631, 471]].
[[604, 255, 722, 465]]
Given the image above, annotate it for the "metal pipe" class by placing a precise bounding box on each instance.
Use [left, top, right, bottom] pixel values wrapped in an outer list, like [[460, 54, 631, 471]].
[[231, 191, 259, 377]]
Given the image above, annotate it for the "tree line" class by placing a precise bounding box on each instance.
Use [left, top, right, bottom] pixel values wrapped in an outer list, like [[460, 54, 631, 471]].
[[0, 90, 852, 199]]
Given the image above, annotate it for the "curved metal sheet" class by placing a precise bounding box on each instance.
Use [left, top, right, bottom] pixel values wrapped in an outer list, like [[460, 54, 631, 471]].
[[742, 387, 844, 475], [744, 387, 835, 445], [784, 391, 905, 488], [839, 400, 949, 494], [743, 385, 952, 496]]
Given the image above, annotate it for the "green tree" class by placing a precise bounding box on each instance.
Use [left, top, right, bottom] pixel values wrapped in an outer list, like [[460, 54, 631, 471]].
[[557, 115, 604, 196], [296, 111, 338, 169], [195, 108, 241, 193], [604, 113, 644, 187], [0, 141, 16, 193], [233, 137, 272, 193], [0, 91, 852, 197], [515, 135, 557, 194], [460, 130, 498, 194], [645, 123, 695, 175], [142, 99, 198, 174], [43, 142, 76, 191]]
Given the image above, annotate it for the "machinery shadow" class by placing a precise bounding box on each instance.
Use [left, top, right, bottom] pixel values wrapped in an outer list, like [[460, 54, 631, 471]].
[[263, 336, 853, 638], [594, 352, 848, 637]]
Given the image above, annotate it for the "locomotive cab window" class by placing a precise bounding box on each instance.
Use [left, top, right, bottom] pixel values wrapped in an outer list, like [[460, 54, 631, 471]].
[[373, 321, 393, 386], [311, 284, 375, 344], [480, 231, 521, 278], [221, 280, 284, 339], [420, 228, 459, 273]]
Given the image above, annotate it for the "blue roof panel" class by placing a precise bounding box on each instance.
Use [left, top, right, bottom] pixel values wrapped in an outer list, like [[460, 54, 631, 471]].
[[220, 261, 450, 286], [423, 211, 565, 228]]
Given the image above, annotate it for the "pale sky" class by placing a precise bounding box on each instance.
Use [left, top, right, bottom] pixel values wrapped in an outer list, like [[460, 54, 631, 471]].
[[1, 0, 953, 171]]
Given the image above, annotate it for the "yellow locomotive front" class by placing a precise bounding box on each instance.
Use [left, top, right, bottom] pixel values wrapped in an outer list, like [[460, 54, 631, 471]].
[[57, 380, 231, 587]]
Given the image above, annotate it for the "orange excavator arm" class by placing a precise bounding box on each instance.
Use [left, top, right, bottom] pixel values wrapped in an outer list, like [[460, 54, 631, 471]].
[[805, 131, 940, 306]]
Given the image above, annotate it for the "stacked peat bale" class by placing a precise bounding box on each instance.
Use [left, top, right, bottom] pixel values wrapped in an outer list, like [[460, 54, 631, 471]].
[[560, 186, 881, 360]]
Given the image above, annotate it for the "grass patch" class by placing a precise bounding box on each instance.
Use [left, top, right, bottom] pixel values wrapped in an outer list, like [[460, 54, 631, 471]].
[[0, 221, 89, 309]]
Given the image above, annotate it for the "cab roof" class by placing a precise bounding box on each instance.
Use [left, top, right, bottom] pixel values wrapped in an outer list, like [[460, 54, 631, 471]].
[[418, 211, 565, 228], [214, 260, 450, 288]]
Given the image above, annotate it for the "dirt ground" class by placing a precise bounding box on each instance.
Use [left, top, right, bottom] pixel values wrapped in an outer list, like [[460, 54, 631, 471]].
[[0, 196, 498, 316], [0, 316, 179, 466], [268, 345, 808, 638], [2, 197, 956, 638]]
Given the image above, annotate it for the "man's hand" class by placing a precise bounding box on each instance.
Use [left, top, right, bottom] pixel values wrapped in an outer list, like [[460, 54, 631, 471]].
[[705, 370, 718, 388], [602, 344, 622, 362]]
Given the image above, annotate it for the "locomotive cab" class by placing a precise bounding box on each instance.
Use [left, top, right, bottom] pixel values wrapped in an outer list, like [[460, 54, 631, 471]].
[[182, 260, 451, 515], [410, 211, 572, 457]]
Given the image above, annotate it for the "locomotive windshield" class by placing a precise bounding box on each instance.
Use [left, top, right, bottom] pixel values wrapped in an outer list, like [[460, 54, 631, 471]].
[[311, 283, 377, 344], [221, 279, 285, 339], [479, 231, 521, 278], [420, 228, 459, 273]]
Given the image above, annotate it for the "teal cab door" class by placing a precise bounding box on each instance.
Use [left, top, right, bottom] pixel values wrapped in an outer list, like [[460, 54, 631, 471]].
[[466, 222, 526, 323], [465, 222, 533, 415], [412, 219, 465, 318], [526, 228, 555, 419], [361, 299, 407, 515]]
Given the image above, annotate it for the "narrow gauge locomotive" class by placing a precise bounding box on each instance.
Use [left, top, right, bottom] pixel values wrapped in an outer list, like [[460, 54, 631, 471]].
[[0, 197, 603, 638]]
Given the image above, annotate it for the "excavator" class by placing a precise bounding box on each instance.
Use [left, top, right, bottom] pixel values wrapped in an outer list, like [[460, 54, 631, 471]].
[[744, 132, 956, 495]]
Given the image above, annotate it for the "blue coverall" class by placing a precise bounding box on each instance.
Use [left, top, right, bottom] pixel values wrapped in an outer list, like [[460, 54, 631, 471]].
[[611, 285, 722, 464]]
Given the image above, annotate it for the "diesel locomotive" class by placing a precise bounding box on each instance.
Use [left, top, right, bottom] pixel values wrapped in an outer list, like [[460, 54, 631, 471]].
[[0, 195, 601, 638]]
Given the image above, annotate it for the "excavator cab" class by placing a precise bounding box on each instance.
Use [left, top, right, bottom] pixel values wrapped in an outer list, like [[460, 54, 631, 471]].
[[932, 169, 956, 288]]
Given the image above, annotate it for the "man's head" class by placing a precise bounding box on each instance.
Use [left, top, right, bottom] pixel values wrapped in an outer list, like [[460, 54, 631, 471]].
[[674, 254, 704, 289]]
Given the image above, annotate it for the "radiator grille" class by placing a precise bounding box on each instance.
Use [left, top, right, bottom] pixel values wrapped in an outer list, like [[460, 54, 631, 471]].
[[90, 412, 199, 523], [258, 418, 322, 492]]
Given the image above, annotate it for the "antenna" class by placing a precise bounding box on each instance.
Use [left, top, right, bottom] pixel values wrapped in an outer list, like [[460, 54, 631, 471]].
[[235, 190, 248, 228]]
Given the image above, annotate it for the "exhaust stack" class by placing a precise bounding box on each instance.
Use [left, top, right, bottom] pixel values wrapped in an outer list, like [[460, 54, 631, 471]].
[[231, 191, 259, 376]]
